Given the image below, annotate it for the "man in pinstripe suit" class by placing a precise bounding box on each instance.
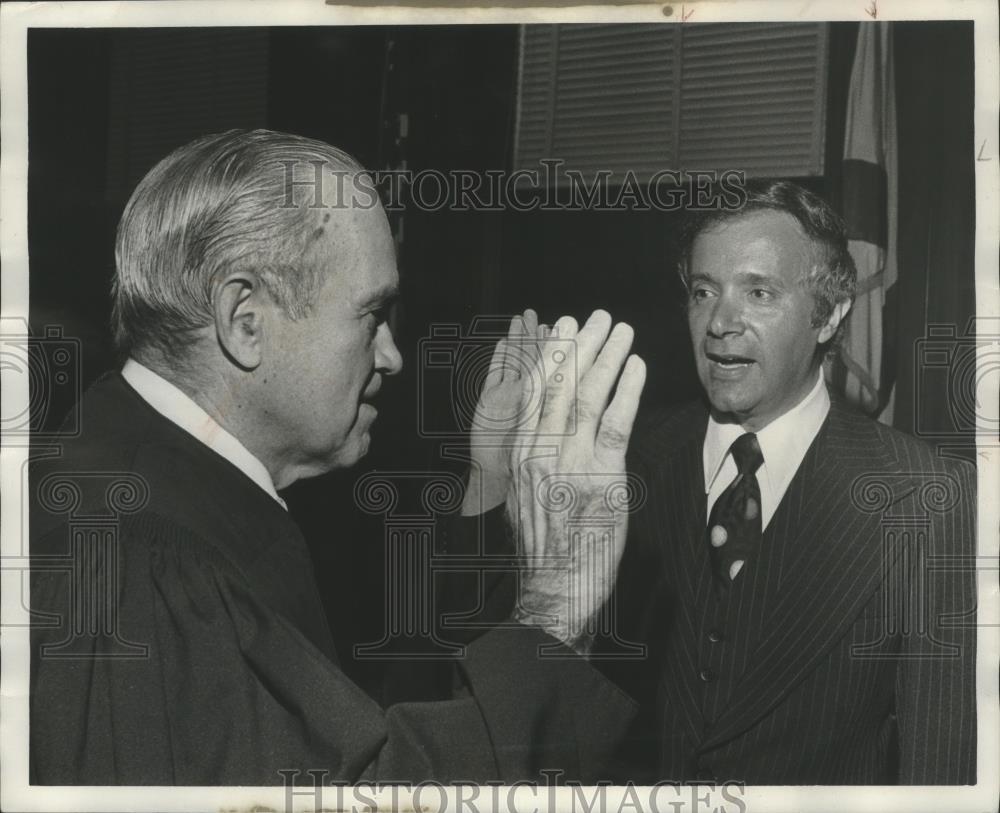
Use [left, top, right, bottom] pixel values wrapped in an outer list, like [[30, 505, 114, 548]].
[[609, 181, 977, 784]]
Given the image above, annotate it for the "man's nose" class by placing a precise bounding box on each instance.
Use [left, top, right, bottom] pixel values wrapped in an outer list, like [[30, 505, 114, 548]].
[[707, 294, 745, 337], [375, 322, 403, 375]]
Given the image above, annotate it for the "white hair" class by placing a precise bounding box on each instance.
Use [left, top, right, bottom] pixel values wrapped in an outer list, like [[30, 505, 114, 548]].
[[112, 128, 368, 362]]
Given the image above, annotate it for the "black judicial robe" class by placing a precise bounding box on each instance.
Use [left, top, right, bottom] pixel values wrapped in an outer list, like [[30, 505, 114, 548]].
[[30, 372, 636, 785]]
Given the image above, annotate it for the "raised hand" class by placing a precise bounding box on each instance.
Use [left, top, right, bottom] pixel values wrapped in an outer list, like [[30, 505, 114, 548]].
[[505, 310, 646, 653], [462, 309, 541, 515]]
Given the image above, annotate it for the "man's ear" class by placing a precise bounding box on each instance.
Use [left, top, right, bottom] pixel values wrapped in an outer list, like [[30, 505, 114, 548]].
[[213, 270, 266, 370], [817, 299, 852, 344]]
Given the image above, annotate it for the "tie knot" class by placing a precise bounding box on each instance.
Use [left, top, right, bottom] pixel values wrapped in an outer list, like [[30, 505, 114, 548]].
[[730, 433, 763, 475]]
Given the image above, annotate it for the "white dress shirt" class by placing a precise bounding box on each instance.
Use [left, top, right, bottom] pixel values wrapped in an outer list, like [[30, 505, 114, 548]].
[[702, 370, 829, 578], [122, 359, 287, 510]]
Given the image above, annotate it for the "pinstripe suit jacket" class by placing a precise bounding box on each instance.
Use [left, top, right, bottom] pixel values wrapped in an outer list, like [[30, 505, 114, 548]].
[[608, 396, 977, 784]]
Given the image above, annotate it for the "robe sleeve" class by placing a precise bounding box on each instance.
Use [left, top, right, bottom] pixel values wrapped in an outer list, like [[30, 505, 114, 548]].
[[31, 511, 635, 785]]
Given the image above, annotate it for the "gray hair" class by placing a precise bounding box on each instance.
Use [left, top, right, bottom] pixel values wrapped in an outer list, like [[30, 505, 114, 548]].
[[112, 128, 367, 362], [677, 180, 857, 345]]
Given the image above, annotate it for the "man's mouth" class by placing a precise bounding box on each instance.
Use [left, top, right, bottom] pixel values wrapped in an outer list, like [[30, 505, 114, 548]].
[[362, 374, 382, 401], [706, 351, 755, 369]]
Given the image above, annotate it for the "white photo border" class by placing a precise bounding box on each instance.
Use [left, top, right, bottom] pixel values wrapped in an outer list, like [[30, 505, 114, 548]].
[[1, 1, 997, 811]]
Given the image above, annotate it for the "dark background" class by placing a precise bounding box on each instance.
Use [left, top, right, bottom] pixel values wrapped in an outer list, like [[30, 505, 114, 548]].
[[27, 22, 976, 699]]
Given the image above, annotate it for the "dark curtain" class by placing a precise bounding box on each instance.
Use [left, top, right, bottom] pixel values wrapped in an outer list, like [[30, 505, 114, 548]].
[[825, 22, 976, 453], [892, 22, 977, 451]]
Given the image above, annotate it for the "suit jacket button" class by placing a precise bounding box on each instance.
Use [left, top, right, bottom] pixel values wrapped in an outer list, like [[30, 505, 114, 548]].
[[699, 668, 716, 682], [707, 629, 724, 643]]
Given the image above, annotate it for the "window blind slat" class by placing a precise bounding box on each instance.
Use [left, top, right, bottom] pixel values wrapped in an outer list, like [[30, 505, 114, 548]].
[[679, 22, 826, 176], [514, 22, 827, 182]]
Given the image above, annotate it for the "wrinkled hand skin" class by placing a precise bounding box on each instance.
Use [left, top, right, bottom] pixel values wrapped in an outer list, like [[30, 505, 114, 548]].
[[504, 311, 646, 654], [462, 309, 541, 517], [511, 472, 640, 655]]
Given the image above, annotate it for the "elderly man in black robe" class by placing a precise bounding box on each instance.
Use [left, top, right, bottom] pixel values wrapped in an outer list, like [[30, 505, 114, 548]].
[[29, 129, 646, 785]]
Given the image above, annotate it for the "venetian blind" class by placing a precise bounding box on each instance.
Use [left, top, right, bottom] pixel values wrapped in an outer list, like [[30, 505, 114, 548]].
[[514, 22, 828, 182], [106, 29, 269, 202]]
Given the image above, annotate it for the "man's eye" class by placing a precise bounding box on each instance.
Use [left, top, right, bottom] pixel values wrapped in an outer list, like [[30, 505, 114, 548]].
[[365, 306, 394, 338], [690, 287, 713, 302], [749, 288, 773, 301]]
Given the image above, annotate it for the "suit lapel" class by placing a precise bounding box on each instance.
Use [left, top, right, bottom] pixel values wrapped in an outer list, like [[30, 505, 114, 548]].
[[702, 400, 899, 750], [638, 409, 710, 743]]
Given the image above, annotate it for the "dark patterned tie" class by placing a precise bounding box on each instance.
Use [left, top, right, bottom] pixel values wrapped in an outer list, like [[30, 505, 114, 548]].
[[707, 432, 764, 592]]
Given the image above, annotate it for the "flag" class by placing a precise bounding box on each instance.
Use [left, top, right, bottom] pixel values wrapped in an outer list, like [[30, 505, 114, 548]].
[[837, 22, 898, 423]]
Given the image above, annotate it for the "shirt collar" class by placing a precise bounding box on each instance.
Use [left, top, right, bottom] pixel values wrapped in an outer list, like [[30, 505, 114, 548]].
[[703, 370, 830, 496], [121, 359, 287, 510]]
